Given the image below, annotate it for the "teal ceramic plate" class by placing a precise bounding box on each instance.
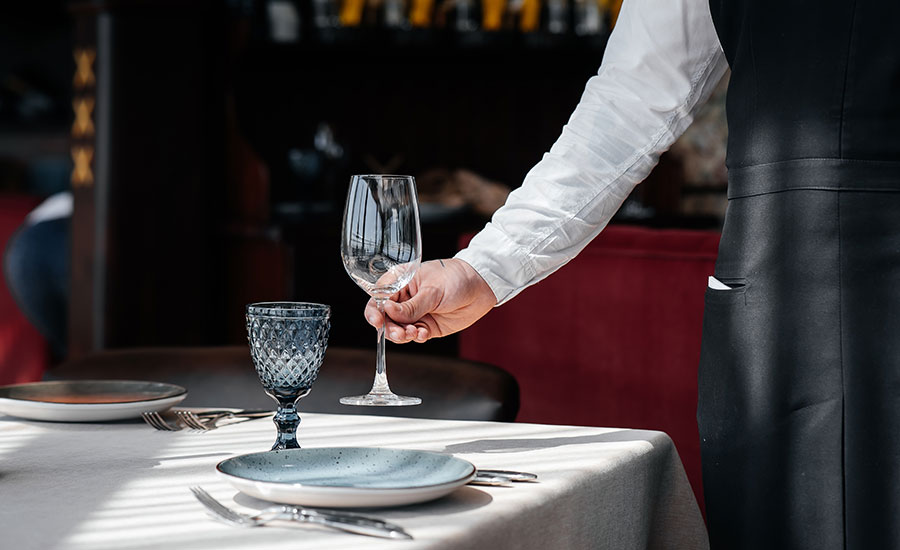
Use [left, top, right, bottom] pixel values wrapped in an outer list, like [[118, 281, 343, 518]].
[[217, 447, 476, 508], [0, 380, 187, 422]]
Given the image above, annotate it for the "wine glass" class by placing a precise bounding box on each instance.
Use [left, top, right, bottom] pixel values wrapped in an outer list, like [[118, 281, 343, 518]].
[[340, 174, 422, 406], [246, 302, 331, 449]]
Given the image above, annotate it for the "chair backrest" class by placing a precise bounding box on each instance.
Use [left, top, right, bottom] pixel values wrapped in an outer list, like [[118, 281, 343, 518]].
[[50, 346, 520, 422], [0, 195, 49, 385]]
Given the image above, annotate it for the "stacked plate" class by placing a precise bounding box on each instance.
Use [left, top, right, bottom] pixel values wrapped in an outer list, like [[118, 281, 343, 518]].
[[0, 380, 187, 422]]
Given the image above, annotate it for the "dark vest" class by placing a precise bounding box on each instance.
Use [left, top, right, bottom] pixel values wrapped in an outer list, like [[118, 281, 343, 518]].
[[709, 0, 900, 168], [697, 3, 900, 549]]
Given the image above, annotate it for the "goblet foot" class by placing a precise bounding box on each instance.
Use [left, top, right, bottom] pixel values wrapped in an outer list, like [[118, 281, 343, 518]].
[[272, 438, 300, 451], [340, 392, 422, 406]]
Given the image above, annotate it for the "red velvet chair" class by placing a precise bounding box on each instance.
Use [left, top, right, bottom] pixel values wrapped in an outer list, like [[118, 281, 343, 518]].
[[0, 194, 49, 385], [459, 224, 719, 511]]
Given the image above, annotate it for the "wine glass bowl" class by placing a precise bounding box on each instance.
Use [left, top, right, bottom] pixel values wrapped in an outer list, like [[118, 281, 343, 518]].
[[246, 302, 331, 450], [340, 174, 422, 406]]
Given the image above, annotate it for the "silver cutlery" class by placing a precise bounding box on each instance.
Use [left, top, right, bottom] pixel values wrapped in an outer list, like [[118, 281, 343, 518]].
[[141, 411, 180, 431], [142, 409, 274, 432], [176, 409, 274, 431], [189, 486, 412, 540], [470, 469, 539, 487]]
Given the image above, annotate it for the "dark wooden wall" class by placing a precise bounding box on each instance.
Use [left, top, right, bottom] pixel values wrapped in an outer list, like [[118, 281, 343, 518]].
[[68, 1, 615, 357], [70, 1, 227, 356]]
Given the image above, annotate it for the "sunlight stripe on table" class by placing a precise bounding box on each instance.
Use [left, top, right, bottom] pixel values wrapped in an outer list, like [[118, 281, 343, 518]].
[[0, 425, 40, 456]]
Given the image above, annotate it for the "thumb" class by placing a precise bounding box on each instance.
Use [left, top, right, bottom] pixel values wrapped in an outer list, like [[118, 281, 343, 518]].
[[384, 288, 440, 324]]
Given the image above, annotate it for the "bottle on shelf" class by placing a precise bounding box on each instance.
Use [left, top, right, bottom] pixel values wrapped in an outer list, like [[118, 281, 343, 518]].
[[600, 0, 623, 28], [574, 0, 605, 36], [384, 0, 409, 27], [518, 0, 542, 32], [339, 0, 366, 26], [481, 0, 506, 31], [274, 0, 611, 40], [410, 0, 436, 27], [453, 0, 479, 31], [312, 0, 340, 28], [267, 0, 301, 42], [545, 0, 568, 34]]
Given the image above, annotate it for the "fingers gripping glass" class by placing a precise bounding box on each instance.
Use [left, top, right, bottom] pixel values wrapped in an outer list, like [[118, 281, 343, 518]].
[[340, 175, 422, 406]]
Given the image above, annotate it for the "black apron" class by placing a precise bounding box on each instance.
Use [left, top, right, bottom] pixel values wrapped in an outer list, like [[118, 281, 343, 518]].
[[698, 1, 900, 548]]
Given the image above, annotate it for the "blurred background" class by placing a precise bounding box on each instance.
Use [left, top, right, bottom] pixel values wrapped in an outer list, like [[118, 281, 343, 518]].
[[0, 0, 731, 512], [0, 0, 728, 376]]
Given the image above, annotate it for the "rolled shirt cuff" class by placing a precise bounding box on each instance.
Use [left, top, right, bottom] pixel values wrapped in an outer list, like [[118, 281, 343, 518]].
[[454, 223, 535, 306]]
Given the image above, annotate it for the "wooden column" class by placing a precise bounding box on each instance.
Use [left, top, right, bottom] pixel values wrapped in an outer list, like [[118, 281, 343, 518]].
[[68, 0, 227, 357]]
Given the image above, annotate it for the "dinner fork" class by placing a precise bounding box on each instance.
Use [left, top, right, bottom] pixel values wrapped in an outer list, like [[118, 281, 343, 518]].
[[189, 487, 411, 539], [176, 409, 273, 431], [141, 411, 180, 431]]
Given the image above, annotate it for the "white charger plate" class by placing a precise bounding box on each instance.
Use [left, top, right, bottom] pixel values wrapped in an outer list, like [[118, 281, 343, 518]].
[[217, 447, 476, 508], [0, 380, 187, 422]]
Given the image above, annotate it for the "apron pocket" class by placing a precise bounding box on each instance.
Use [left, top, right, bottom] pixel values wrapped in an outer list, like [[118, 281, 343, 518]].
[[704, 276, 748, 305]]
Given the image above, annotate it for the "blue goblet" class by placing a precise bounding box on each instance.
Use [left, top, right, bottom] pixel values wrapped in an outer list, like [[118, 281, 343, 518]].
[[246, 302, 331, 450]]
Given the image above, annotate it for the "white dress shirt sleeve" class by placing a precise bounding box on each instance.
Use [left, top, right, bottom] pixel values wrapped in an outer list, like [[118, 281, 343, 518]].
[[454, 0, 729, 304]]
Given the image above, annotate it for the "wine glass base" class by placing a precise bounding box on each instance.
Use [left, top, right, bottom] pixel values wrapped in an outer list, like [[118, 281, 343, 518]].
[[340, 393, 422, 406]]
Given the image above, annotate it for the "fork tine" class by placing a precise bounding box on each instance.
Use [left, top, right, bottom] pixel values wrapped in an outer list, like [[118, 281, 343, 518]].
[[142, 411, 177, 431], [154, 411, 180, 431], [177, 411, 210, 431], [187, 411, 214, 430], [174, 410, 193, 429], [190, 487, 249, 525], [140, 412, 155, 429], [141, 412, 158, 429], [152, 412, 176, 431]]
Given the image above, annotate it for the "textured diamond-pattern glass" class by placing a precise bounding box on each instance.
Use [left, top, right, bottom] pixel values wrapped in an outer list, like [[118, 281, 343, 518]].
[[246, 302, 330, 450]]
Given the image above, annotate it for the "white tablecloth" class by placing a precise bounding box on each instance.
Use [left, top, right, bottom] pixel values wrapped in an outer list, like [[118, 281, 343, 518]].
[[0, 412, 708, 550]]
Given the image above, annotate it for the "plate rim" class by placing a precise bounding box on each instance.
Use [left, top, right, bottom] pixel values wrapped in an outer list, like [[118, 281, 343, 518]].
[[0, 379, 188, 407], [216, 446, 477, 493]]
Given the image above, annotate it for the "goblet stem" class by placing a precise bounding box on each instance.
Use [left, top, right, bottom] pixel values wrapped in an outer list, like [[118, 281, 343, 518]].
[[372, 298, 392, 395], [268, 390, 309, 450]]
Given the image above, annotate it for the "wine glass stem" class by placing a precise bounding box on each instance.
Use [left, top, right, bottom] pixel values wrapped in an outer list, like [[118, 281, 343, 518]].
[[372, 298, 392, 395]]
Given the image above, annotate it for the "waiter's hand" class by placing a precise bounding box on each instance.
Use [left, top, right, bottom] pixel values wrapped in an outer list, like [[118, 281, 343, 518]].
[[364, 258, 497, 343]]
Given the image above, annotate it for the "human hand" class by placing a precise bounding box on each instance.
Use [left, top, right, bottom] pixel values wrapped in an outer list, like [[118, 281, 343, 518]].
[[364, 258, 497, 343]]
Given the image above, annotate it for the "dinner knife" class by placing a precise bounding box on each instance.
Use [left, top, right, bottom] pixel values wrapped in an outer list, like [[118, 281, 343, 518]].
[[477, 469, 538, 482], [469, 469, 539, 486], [281, 506, 412, 539]]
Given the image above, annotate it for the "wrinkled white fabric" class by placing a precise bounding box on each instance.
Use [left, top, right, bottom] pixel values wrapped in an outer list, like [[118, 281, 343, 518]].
[[456, 0, 728, 304], [1, 412, 708, 549]]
